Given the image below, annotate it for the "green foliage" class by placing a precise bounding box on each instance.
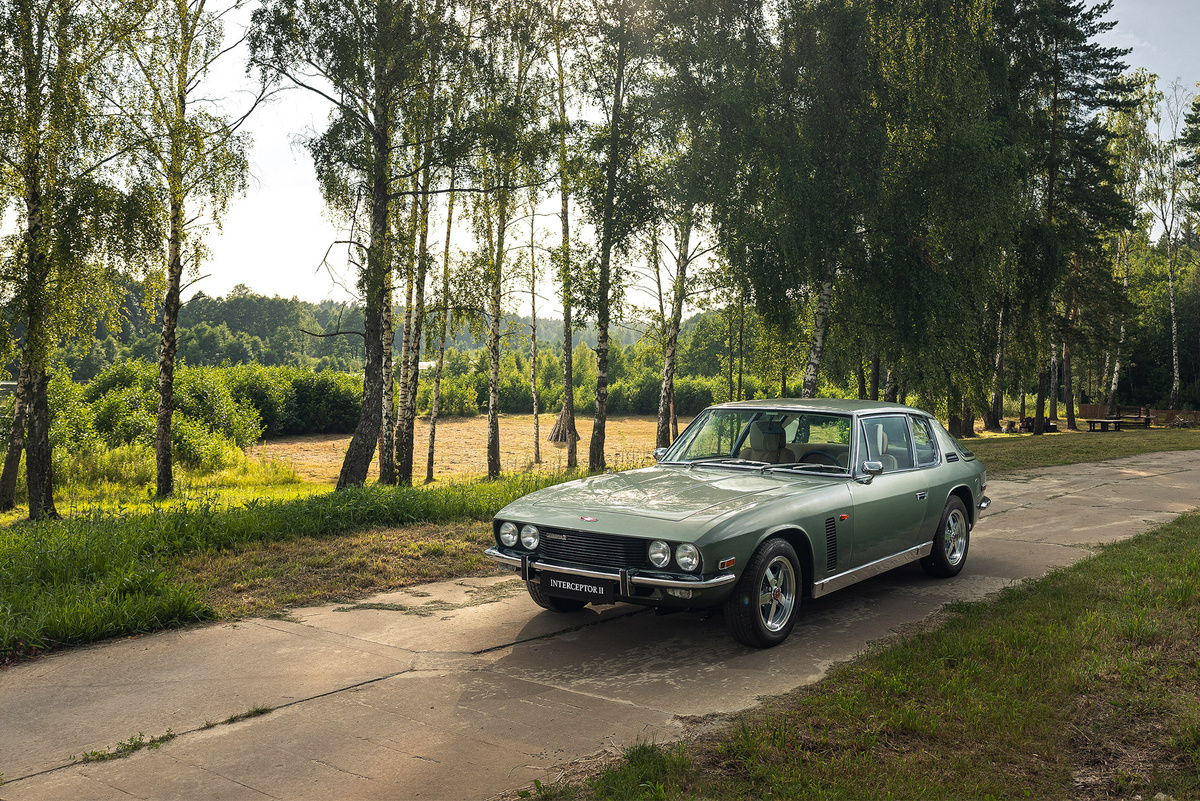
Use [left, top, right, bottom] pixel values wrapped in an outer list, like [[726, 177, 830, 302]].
[[416, 373, 480, 417], [0, 471, 577, 659]]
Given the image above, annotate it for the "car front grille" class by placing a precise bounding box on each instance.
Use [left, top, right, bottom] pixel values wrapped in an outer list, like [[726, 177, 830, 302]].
[[538, 527, 646, 570]]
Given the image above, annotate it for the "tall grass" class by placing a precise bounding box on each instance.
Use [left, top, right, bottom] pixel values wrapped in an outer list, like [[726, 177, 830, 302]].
[[0, 471, 576, 660]]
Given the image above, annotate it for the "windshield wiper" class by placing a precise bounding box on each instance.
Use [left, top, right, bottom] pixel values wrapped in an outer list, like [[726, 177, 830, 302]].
[[686, 457, 766, 469], [763, 462, 846, 474]]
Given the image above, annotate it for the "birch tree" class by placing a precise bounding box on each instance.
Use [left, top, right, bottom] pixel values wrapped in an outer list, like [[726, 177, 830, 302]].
[[0, 0, 163, 518], [114, 0, 261, 497]]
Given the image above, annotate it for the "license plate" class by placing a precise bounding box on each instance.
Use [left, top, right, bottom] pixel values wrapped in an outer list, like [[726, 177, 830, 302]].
[[541, 573, 616, 604]]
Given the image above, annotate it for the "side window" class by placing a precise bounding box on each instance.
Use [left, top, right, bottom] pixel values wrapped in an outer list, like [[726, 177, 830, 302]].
[[910, 415, 940, 468], [861, 415, 914, 472]]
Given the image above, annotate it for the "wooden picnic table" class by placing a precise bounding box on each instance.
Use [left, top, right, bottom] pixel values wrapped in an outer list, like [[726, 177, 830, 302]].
[[1083, 418, 1123, 432]]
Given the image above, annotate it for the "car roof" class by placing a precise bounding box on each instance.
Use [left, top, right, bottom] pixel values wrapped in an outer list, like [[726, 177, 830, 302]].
[[709, 398, 927, 416]]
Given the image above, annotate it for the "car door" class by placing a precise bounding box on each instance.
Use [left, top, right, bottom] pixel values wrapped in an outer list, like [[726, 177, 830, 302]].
[[847, 414, 930, 565]]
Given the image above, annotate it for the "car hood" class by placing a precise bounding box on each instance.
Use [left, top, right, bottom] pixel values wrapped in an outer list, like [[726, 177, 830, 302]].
[[500, 464, 836, 524]]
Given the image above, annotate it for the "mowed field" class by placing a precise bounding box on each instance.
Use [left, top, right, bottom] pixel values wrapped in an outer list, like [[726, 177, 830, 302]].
[[248, 414, 688, 484]]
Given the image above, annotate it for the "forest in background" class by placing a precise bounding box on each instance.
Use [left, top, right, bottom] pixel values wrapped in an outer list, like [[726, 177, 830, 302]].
[[4, 0, 1200, 518]]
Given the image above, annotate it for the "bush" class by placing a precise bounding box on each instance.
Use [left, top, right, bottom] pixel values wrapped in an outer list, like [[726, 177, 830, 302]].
[[283, 370, 360, 434], [174, 368, 262, 447], [673, 376, 717, 416], [171, 415, 244, 470], [227, 364, 290, 437], [416, 373, 480, 416], [608, 369, 662, 415]]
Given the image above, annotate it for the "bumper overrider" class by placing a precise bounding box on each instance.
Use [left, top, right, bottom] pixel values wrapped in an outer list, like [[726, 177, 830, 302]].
[[483, 547, 737, 597]]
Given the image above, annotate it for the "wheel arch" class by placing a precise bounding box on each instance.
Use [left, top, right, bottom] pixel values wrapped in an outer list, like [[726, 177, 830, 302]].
[[758, 527, 815, 599], [948, 485, 976, 527]]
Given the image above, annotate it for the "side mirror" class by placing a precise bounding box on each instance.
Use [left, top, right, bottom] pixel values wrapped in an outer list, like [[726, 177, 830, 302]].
[[652, 447, 668, 461], [860, 460, 884, 483]]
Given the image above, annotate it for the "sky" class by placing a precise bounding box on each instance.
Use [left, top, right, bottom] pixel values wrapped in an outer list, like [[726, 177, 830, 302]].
[[195, 0, 1200, 309]]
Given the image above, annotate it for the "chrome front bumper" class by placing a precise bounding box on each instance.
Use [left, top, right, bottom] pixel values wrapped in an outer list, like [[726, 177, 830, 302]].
[[978, 495, 991, 511], [484, 547, 737, 595]]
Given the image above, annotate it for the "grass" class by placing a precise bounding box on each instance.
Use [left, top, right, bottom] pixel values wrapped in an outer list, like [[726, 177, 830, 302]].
[[962, 426, 1200, 474], [0, 471, 578, 663], [534, 512, 1200, 800], [72, 730, 176, 763]]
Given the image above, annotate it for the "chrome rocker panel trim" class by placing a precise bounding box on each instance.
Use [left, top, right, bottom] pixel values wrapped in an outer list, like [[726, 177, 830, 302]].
[[812, 542, 934, 599], [484, 547, 737, 592]]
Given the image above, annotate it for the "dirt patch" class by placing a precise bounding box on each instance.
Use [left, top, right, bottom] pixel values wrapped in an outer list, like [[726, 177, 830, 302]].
[[248, 414, 682, 484]]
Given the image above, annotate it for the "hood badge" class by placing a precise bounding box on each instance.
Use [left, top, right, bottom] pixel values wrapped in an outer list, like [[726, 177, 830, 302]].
[[580, 516, 598, 522]]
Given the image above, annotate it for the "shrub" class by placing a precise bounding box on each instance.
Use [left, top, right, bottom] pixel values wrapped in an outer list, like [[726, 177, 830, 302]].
[[171, 415, 244, 470], [282, 370, 361, 434], [416, 373, 480, 417], [673, 376, 716, 416], [227, 364, 290, 437], [174, 368, 262, 447]]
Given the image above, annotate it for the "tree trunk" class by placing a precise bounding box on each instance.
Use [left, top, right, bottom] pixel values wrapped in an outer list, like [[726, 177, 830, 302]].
[[869, 354, 880, 401], [427, 171, 458, 484], [486, 190, 508, 479], [393, 193, 418, 484], [378, 281, 396, 484], [552, 21, 577, 471], [1063, 338, 1077, 430], [883, 365, 897, 403], [985, 306, 1005, 431], [588, 19, 629, 473], [657, 219, 690, 448], [1167, 235, 1180, 409], [0, 361, 30, 511], [337, 91, 391, 488], [1049, 344, 1059, 421], [398, 169, 431, 485], [25, 366, 56, 519], [801, 263, 837, 398], [155, 191, 185, 498], [959, 397, 976, 438], [1033, 366, 1048, 436], [530, 236, 541, 465], [947, 388, 963, 438], [856, 361, 866, 400]]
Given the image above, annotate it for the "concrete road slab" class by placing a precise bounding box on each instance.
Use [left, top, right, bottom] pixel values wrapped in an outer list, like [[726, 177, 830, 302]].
[[2, 450, 1198, 800]]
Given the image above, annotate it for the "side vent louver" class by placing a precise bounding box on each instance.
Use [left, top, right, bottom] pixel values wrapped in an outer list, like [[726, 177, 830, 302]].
[[824, 517, 838, 572], [946, 452, 960, 463]]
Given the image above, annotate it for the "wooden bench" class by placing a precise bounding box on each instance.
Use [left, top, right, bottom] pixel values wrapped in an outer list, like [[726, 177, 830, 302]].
[[1083, 418, 1123, 432]]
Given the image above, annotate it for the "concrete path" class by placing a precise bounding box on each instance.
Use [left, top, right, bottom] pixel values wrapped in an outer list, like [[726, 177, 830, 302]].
[[2, 452, 1197, 800]]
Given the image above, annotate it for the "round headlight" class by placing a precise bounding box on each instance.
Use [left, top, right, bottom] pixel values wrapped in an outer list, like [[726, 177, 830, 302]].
[[676, 543, 701, 572], [648, 540, 671, 568], [520, 525, 540, 550], [499, 522, 519, 546]]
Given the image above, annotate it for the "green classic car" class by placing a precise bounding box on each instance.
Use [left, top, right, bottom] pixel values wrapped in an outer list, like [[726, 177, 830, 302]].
[[485, 399, 989, 648]]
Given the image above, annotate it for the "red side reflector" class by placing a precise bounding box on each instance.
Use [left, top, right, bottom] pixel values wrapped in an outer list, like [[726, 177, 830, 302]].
[[718, 558, 735, 571], [840, 514, 850, 521]]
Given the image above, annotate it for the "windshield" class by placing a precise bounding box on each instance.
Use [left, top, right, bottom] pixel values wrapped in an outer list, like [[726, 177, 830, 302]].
[[663, 408, 852, 474]]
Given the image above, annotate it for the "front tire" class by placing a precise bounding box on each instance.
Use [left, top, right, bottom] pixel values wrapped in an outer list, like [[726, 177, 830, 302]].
[[526, 579, 588, 612], [921, 496, 970, 578], [725, 538, 801, 648]]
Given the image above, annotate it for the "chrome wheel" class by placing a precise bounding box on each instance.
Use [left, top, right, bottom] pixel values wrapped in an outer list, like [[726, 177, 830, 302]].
[[757, 555, 797, 633], [921, 496, 970, 578], [726, 538, 802, 648], [943, 507, 968, 567]]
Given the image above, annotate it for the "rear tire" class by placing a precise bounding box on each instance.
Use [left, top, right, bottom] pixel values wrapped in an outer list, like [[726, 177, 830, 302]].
[[921, 496, 970, 578], [526, 579, 589, 612], [724, 538, 801, 648]]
